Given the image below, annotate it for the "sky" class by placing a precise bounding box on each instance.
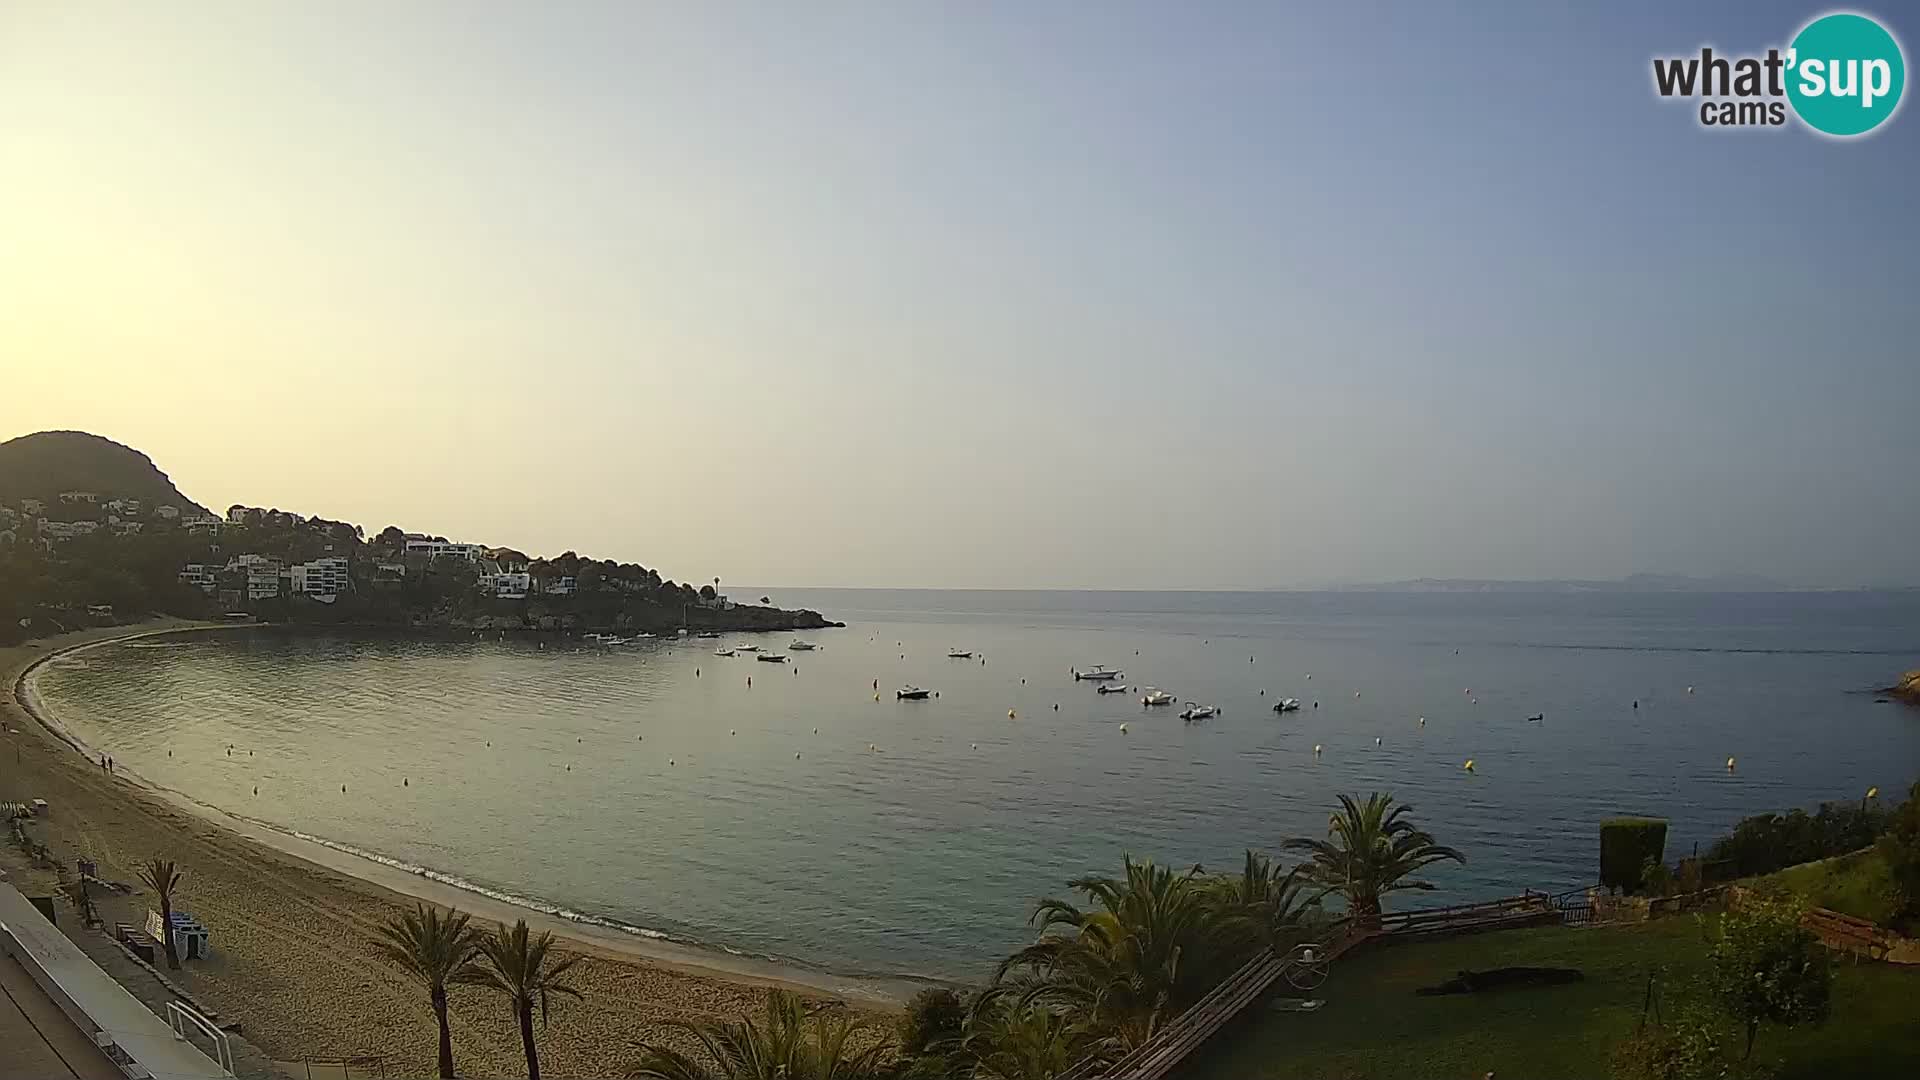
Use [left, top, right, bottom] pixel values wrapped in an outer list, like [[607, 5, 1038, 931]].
[[3, 2, 1916, 589]]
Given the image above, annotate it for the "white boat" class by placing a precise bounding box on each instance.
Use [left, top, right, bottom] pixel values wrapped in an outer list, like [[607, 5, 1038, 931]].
[[1072, 666, 1124, 681], [947, 649, 973, 659], [755, 653, 789, 663], [713, 648, 735, 657], [1179, 703, 1218, 721], [1142, 688, 1176, 706], [734, 644, 760, 652], [789, 640, 818, 651], [1096, 683, 1131, 694], [896, 686, 932, 700], [586, 634, 628, 646], [1273, 697, 1302, 713]]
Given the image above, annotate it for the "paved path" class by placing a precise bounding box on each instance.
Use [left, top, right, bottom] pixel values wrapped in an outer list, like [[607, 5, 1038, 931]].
[[0, 951, 125, 1080]]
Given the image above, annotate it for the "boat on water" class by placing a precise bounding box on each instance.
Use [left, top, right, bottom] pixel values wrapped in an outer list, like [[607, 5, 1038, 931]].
[[585, 633, 629, 646], [713, 648, 735, 657], [1142, 688, 1176, 706], [947, 649, 973, 659], [1096, 683, 1131, 694], [734, 644, 760, 652], [789, 641, 818, 651], [1072, 665, 1124, 681], [1274, 697, 1302, 713], [695, 631, 720, 639], [897, 686, 932, 700], [756, 653, 789, 663], [1180, 703, 1218, 721]]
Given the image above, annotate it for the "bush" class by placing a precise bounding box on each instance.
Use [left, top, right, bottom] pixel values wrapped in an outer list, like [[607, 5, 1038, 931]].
[[1705, 895, 1831, 1061], [1611, 1005, 1778, 1080], [898, 987, 967, 1057], [1877, 781, 1920, 930], [1601, 819, 1669, 894], [1703, 798, 1893, 883]]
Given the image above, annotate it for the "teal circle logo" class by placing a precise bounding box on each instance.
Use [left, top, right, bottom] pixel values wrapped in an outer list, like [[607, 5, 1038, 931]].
[[1786, 13, 1905, 136]]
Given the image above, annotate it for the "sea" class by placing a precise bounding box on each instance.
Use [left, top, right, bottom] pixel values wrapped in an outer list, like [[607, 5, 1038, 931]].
[[29, 589, 1920, 984]]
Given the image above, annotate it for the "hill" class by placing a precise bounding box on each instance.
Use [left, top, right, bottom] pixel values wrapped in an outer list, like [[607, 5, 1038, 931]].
[[0, 430, 210, 517]]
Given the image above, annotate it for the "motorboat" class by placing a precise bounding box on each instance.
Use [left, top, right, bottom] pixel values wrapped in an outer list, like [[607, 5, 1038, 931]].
[[586, 634, 628, 646], [1072, 666, 1124, 681], [1179, 703, 1218, 721], [734, 644, 760, 652], [756, 652, 789, 663], [1274, 697, 1302, 713], [789, 641, 818, 651], [1096, 683, 1131, 694], [1141, 688, 1176, 706], [947, 650, 973, 659], [897, 687, 932, 700], [695, 631, 720, 639], [713, 648, 735, 657]]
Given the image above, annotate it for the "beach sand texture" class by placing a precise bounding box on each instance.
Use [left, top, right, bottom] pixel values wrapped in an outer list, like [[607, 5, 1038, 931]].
[[3, 622, 896, 1080]]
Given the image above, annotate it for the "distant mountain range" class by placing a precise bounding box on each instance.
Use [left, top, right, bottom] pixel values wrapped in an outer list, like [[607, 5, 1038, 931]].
[[0, 430, 212, 518], [1332, 573, 1794, 593]]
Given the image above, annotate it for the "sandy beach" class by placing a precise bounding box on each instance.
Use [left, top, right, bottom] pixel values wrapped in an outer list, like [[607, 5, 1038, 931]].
[[3, 622, 899, 1080]]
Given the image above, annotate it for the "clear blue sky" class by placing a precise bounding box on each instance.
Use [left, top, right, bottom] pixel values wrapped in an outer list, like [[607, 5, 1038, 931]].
[[3, 2, 1915, 587]]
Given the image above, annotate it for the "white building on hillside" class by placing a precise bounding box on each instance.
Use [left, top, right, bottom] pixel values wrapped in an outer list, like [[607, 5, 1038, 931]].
[[38, 519, 99, 540], [405, 539, 485, 560], [290, 557, 350, 598], [542, 575, 577, 596], [484, 570, 531, 599], [155, 505, 180, 520], [58, 491, 99, 504], [21, 498, 44, 515], [179, 564, 220, 593], [227, 554, 282, 600]]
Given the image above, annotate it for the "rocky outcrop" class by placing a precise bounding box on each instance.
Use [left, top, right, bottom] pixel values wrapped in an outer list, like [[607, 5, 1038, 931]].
[[1891, 669, 1920, 706]]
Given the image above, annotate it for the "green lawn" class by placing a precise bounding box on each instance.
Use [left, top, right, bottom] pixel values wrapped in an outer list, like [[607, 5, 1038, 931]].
[[1186, 917, 1920, 1080], [1760, 849, 1905, 929]]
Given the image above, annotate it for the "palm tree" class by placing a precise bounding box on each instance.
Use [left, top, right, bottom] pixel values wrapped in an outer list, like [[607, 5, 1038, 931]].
[[993, 858, 1247, 1050], [471, 919, 584, 1080], [1282, 793, 1464, 929], [1206, 850, 1326, 949], [373, 904, 486, 1079], [962, 996, 1107, 1080], [629, 988, 887, 1080], [136, 859, 184, 970]]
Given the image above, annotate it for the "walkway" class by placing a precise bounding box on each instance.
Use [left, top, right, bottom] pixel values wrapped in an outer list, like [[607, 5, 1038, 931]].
[[1, 951, 125, 1080]]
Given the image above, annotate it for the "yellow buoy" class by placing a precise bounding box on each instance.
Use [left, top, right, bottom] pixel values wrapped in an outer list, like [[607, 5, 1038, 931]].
[[1313, 744, 1323, 755], [1120, 723, 1129, 733], [970, 742, 978, 749], [1008, 709, 1016, 718], [669, 758, 676, 765], [1868, 786, 1880, 799], [1375, 736, 1382, 745], [812, 727, 819, 734], [1355, 690, 1361, 698], [1418, 716, 1426, 726], [730, 729, 736, 735], [795, 752, 801, 759], [1688, 686, 1696, 694], [1726, 756, 1736, 771], [1463, 759, 1475, 772]]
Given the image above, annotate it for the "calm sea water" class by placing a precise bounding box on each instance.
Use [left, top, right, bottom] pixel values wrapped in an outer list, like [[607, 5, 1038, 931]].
[[32, 590, 1920, 982]]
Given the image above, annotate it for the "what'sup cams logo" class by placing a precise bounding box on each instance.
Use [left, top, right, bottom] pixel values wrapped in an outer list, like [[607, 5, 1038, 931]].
[[1653, 10, 1905, 136]]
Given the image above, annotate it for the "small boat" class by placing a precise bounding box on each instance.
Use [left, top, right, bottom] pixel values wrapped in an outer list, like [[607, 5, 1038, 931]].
[[1274, 698, 1301, 713], [789, 641, 818, 651], [897, 687, 932, 700], [1179, 703, 1218, 721], [587, 635, 628, 646], [734, 644, 760, 652], [947, 650, 973, 659], [713, 648, 735, 657], [756, 653, 789, 663], [1072, 666, 1124, 682], [1142, 688, 1176, 706], [1096, 683, 1131, 694], [695, 631, 720, 639], [1526, 713, 1544, 722]]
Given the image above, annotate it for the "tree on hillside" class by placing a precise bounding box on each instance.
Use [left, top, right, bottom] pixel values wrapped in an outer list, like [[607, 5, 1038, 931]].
[[1282, 792, 1463, 928], [1706, 894, 1831, 1060]]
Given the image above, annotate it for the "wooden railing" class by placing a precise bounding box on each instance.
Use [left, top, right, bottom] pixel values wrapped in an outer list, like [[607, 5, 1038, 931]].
[[1077, 892, 1567, 1080]]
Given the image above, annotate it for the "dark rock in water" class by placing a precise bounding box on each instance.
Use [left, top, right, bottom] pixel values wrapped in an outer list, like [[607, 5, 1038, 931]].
[[1415, 967, 1584, 996], [1888, 669, 1920, 706]]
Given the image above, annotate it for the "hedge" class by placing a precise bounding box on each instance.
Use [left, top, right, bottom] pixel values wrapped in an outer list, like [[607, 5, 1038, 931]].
[[1601, 817, 1669, 893]]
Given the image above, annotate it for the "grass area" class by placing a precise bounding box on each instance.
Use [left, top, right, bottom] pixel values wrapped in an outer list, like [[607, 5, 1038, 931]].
[[1759, 848, 1905, 929], [1187, 917, 1920, 1080]]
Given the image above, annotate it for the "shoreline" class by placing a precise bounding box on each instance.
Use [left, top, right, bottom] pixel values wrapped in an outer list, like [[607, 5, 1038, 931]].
[[4, 621, 909, 1079], [14, 622, 924, 1007]]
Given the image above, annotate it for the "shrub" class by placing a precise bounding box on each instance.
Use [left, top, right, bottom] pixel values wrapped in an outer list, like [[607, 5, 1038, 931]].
[[1702, 797, 1894, 883], [1641, 857, 1676, 898], [1601, 819, 1669, 894], [1877, 781, 1920, 930], [898, 987, 967, 1057], [1705, 895, 1831, 1061]]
